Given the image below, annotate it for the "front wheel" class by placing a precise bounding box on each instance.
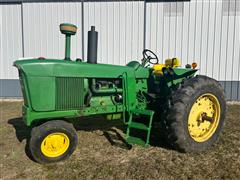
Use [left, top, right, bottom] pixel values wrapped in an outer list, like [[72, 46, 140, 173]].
[[29, 120, 78, 164], [164, 75, 226, 152]]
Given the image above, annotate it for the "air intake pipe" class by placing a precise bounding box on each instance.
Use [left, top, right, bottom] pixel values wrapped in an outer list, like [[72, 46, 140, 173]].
[[87, 26, 98, 64], [60, 23, 77, 60]]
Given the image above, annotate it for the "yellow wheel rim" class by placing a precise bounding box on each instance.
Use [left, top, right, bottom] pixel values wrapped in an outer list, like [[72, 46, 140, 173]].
[[188, 93, 221, 142], [41, 133, 70, 158]]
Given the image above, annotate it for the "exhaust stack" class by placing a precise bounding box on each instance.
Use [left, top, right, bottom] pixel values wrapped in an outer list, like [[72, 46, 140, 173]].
[[60, 23, 77, 60], [87, 26, 98, 64]]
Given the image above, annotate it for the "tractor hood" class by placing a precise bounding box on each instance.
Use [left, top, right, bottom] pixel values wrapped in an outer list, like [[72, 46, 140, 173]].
[[14, 59, 146, 79]]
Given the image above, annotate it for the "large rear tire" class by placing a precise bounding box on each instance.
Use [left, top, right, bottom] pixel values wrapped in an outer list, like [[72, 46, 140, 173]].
[[164, 75, 226, 152], [29, 120, 78, 164]]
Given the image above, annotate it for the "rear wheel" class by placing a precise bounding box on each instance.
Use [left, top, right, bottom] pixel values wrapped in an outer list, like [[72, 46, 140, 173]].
[[188, 93, 221, 142], [29, 120, 78, 163], [164, 75, 226, 152]]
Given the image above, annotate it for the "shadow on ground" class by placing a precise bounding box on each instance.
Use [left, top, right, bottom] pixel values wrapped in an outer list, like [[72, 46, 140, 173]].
[[8, 118, 35, 161], [8, 115, 171, 154], [8, 118, 31, 142]]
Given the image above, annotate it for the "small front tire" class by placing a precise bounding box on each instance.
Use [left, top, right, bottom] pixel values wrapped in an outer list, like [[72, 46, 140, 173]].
[[29, 120, 78, 164]]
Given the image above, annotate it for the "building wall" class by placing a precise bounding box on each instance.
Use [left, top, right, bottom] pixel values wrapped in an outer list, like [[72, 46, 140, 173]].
[[0, 0, 239, 100], [145, 0, 240, 100], [83, 1, 144, 65], [0, 4, 23, 79]]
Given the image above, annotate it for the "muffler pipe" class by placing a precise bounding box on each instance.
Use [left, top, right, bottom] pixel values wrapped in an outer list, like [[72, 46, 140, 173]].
[[87, 26, 98, 64]]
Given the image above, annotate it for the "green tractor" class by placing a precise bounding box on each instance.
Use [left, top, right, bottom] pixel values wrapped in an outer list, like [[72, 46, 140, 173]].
[[14, 23, 226, 164]]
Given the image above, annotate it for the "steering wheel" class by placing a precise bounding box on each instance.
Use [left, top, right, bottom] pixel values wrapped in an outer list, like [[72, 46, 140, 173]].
[[142, 49, 159, 66]]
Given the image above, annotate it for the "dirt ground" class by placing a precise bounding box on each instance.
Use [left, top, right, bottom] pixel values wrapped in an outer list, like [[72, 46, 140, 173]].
[[0, 101, 240, 180]]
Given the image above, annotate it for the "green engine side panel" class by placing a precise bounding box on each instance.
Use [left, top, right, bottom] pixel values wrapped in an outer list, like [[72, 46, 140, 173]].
[[27, 76, 55, 111]]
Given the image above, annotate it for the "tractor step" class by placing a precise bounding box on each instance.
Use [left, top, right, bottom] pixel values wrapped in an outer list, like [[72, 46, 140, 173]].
[[131, 109, 154, 116], [125, 109, 154, 146], [127, 122, 149, 131], [126, 136, 146, 146]]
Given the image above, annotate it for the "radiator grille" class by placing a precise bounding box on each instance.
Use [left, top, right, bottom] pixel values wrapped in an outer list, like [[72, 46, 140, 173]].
[[56, 77, 85, 110]]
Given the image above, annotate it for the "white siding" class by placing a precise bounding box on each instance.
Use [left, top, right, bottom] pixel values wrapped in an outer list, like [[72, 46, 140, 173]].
[[0, 4, 23, 79], [22, 2, 83, 61], [0, 6, 2, 79], [0, 0, 239, 99], [145, 0, 240, 81], [84, 1, 144, 65]]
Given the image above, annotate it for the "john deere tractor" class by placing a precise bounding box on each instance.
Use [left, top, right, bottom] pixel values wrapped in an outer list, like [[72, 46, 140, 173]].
[[14, 23, 226, 164]]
